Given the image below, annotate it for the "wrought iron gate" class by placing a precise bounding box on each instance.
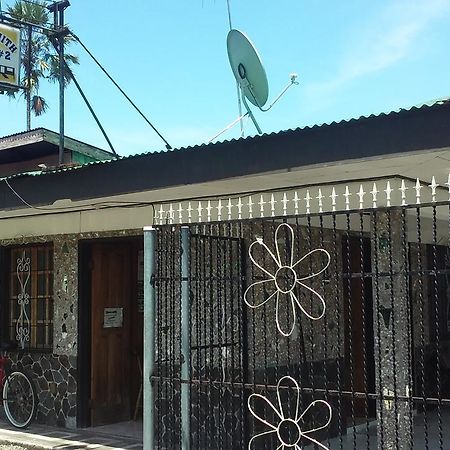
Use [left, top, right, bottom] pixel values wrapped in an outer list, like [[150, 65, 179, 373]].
[[145, 202, 450, 449]]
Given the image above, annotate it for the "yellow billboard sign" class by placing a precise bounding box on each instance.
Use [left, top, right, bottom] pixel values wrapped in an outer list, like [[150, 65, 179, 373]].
[[0, 23, 21, 87]]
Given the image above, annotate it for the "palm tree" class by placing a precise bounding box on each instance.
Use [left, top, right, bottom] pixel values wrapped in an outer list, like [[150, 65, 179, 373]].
[[6, 0, 79, 130]]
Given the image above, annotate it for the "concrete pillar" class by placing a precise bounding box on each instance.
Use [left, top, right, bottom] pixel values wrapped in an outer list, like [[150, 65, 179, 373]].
[[371, 210, 412, 450]]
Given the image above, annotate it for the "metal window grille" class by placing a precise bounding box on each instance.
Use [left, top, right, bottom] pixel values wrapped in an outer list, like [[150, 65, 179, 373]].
[[8, 244, 54, 351], [149, 204, 450, 449]]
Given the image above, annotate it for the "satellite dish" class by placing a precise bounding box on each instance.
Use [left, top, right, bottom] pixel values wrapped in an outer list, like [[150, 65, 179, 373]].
[[227, 29, 269, 108], [208, 28, 298, 143]]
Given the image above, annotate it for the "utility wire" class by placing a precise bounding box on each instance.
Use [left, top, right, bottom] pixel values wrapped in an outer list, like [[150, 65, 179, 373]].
[[71, 32, 173, 150], [50, 37, 118, 156]]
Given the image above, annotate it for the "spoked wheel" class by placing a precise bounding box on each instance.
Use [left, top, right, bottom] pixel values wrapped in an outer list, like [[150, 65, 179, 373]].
[[2, 370, 37, 428]]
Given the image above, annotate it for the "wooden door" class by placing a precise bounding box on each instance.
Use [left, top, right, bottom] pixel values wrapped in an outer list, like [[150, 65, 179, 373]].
[[343, 236, 375, 418], [90, 242, 132, 426]]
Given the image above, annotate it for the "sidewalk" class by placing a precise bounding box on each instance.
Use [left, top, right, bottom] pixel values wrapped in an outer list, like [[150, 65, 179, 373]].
[[0, 413, 143, 450]]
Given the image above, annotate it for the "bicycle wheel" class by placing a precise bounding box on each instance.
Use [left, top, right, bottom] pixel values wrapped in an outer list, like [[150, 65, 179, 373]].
[[2, 370, 37, 428]]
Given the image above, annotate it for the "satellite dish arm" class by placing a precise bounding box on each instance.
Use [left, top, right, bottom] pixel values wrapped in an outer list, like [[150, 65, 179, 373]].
[[208, 110, 249, 143], [254, 73, 299, 112]]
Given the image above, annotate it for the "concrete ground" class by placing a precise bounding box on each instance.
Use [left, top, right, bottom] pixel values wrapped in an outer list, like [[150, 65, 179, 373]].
[[0, 410, 142, 450]]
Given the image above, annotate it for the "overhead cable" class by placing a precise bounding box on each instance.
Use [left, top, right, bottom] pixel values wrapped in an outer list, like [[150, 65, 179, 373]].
[[71, 32, 173, 150]]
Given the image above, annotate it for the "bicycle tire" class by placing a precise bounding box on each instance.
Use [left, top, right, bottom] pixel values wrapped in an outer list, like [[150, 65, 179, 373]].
[[3, 369, 37, 428]]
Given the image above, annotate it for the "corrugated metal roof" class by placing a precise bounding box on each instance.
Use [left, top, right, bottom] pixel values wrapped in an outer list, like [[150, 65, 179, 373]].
[[2, 97, 449, 181]]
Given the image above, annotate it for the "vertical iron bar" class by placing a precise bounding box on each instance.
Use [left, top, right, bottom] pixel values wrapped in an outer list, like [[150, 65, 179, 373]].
[[181, 226, 191, 450], [372, 211, 385, 449], [143, 226, 157, 450], [345, 213, 356, 448], [359, 212, 370, 449], [386, 211, 400, 449], [332, 213, 344, 449], [401, 207, 414, 449], [416, 207, 428, 449], [432, 206, 443, 449]]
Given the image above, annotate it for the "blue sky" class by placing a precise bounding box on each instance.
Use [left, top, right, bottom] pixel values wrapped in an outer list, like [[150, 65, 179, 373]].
[[1, 0, 450, 156]]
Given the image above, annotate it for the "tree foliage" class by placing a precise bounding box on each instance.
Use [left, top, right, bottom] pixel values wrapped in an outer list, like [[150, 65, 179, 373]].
[[6, 0, 79, 128]]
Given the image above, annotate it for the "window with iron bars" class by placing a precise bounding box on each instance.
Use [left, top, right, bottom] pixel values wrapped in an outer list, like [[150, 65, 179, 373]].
[[7, 244, 54, 351]]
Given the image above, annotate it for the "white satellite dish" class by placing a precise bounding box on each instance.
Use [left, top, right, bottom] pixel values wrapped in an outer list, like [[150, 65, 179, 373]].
[[209, 28, 298, 142], [227, 29, 269, 108]]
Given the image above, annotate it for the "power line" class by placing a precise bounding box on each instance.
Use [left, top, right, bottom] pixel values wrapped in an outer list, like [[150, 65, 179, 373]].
[[71, 32, 173, 150]]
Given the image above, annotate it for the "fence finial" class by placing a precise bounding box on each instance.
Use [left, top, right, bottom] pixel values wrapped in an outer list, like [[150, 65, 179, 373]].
[[371, 182, 378, 208], [399, 180, 408, 206], [305, 190, 311, 214], [344, 186, 351, 210], [358, 184, 365, 209], [385, 181, 392, 207], [248, 196, 253, 219], [317, 188, 324, 213], [330, 187, 337, 212], [429, 176, 439, 202], [415, 179, 422, 204]]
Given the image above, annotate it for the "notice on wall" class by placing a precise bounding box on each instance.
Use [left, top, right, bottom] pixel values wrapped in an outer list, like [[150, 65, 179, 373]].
[[103, 307, 123, 328]]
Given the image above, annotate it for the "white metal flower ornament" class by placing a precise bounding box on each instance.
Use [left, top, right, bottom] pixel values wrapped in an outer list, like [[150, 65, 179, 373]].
[[248, 376, 332, 450], [244, 223, 331, 336]]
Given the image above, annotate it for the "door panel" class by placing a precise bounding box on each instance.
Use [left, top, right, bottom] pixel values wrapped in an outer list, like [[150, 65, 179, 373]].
[[90, 242, 132, 426]]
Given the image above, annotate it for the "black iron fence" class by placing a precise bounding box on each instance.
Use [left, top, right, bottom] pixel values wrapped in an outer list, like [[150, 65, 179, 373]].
[[149, 203, 450, 449]]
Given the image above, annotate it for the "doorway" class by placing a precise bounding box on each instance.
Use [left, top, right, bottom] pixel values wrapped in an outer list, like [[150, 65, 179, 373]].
[[78, 238, 143, 427]]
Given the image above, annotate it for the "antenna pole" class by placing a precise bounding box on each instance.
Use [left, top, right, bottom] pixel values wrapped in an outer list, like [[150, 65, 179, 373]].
[[226, 0, 244, 136], [47, 0, 70, 166]]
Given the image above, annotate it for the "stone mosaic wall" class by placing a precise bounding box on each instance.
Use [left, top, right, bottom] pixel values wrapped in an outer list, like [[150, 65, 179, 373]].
[[54, 236, 79, 356], [2, 228, 142, 428], [9, 352, 77, 428]]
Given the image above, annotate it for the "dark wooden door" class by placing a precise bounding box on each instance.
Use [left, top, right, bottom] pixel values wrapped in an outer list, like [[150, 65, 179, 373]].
[[90, 242, 132, 426], [343, 236, 375, 419]]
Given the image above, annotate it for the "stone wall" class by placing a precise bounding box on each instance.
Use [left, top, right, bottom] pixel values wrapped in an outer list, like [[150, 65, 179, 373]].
[[1, 229, 142, 428], [9, 353, 77, 428]]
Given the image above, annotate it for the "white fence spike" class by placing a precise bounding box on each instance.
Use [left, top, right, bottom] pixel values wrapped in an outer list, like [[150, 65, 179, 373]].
[[415, 179, 422, 204], [237, 197, 243, 219], [304, 190, 311, 214], [430, 176, 439, 202], [282, 192, 288, 215], [259, 195, 265, 218], [344, 186, 351, 210], [446, 174, 450, 201], [330, 187, 337, 212], [399, 180, 408, 206], [206, 200, 212, 222], [371, 183, 378, 208], [217, 199, 223, 221], [317, 189, 324, 213], [248, 196, 253, 219], [187, 202, 193, 223], [385, 181, 392, 207], [270, 194, 276, 217], [293, 191, 300, 214], [197, 201, 203, 221], [357, 184, 365, 209]]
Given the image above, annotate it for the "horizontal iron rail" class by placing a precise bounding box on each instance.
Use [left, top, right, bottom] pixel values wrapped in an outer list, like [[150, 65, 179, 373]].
[[150, 375, 450, 406]]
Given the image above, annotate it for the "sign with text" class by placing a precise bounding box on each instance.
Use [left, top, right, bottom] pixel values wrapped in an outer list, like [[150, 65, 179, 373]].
[[0, 24, 21, 87], [103, 307, 123, 328]]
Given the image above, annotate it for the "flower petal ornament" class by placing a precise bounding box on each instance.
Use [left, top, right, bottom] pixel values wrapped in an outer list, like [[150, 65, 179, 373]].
[[248, 376, 332, 449], [244, 223, 331, 336]]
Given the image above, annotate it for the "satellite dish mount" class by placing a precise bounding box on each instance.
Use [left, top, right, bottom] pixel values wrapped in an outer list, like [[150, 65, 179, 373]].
[[210, 29, 298, 142]]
